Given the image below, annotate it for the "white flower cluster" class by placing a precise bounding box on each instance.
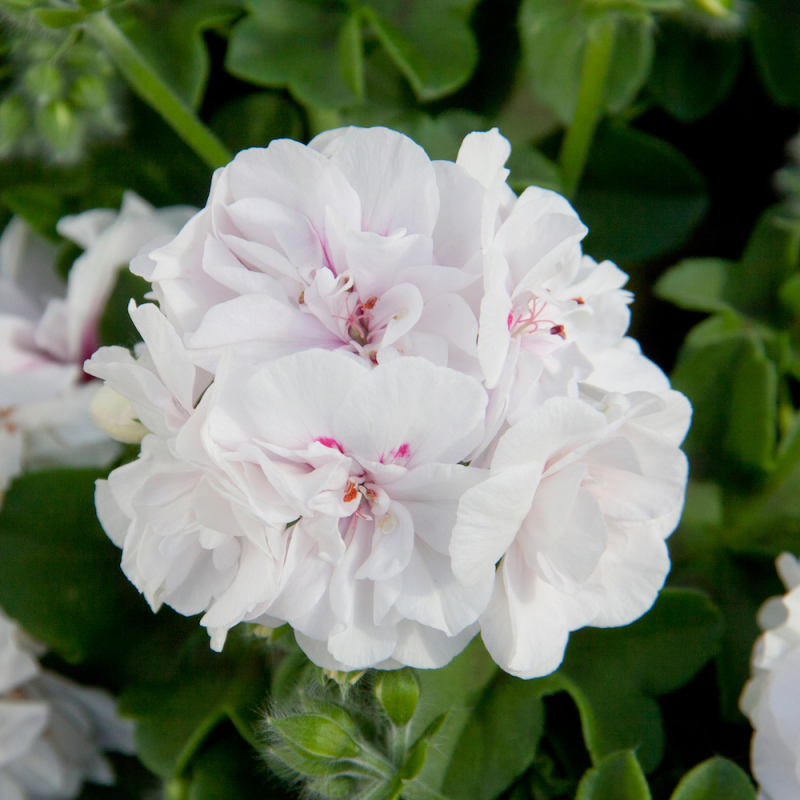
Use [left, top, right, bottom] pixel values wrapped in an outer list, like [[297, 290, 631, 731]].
[[0, 608, 135, 799], [0, 193, 194, 497], [741, 553, 800, 800], [87, 127, 691, 677]]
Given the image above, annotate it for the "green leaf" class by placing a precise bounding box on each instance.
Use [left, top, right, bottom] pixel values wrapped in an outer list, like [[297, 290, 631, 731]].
[[98, 269, 152, 348], [575, 751, 651, 800], [574, 121, 708, 262], [112, 0, 242, 108], [519, 0, 655, 124], [554, 589, 723, 772], [185, 727, 283, 800], [410, 637, 498, 791], [209, 92, 304, 153], [725, 211, 800, 322], [670, 757, 756, 800], [648, 18, 741, 122], [226, 0, 479, 109], [34, 8, 89, 28], [749, 0, 800, 108], [0, 470, 134, 663], [442, 674, 546, 800], [118, 633, 269, 778], [382, 110, 486, 161], [672, 333, 778, 479], [654, 258, 734, 313]]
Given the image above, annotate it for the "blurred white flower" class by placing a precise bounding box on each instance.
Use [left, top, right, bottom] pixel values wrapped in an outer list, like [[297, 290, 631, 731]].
[[741, 553, 800, 800], [0, 608, 134, 800], [0, 193, 194, 495]]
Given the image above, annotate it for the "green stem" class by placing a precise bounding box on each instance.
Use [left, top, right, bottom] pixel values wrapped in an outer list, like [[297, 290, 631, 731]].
[[84, 11, 232, 170], [557, 14, 617, 198]]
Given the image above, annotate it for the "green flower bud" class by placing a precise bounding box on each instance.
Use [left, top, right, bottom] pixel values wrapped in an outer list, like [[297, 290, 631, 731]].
[[691, 0, 733, 14], [0, 95, 29, 153], [23, 62, 63, 104], [272, 714, 361, 760], [36, 99, 84, 158], [374, 668, 420, 727], [70, 75, 108, 110], [307, 776, 359, 798]]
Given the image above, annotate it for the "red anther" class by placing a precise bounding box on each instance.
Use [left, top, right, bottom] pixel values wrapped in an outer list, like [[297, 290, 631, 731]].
[[550, 324, 566, 339], [362, 296, 378, 310], [343, 480, 358, 503], [298, 290, 305, 304], [572, 297, 585, 305]]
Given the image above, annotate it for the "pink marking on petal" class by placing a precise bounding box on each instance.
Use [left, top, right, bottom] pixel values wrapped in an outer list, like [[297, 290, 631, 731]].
[[507, 310, 514, 330], [317, 437, 344, 453], [389, 443, 411, 462]]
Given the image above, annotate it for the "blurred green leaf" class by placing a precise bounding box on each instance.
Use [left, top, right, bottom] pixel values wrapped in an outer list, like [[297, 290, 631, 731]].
[[98, 269, 151, 348], [648, 18, 741, 122], [119, 632, 269, 778], [519, 0, 655, 125], [672, 332, 778, 479], [185, 727, 284, 800], [655, 258, 734, 313], [749, 0, 800, 108], [670, 756, 756, 800], [209, 92, 304, 153], [113, 0, 242, 108], [0, 470, 131, 662], [411, 637, 498, 792], [726, 211, 800, 322], [546, 589, 723, 773], [385, 110, 486, 161], [227, 0, 479, 109], [442, 674, 546, 800], [575, 121, 708, 262], [575, 751, 651, 800]]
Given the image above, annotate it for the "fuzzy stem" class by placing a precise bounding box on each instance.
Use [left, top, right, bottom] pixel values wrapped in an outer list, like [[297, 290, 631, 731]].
[[85, 11, 232, 170], [558, 14, 617, 198]]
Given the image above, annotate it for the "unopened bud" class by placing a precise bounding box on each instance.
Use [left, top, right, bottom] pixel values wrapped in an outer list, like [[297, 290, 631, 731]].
[[70, 75, 109, 110], [374, 668, 420, 727], [0, 96, 28, 153], [89, 385, 147, 443], [307, 775, 358, 799], [272, 714, 361, 760], [36, 100, 84, 158], [23, 63, 63, 104]]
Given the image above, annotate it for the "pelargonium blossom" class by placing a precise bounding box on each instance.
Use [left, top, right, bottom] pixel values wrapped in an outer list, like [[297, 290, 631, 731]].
[[0, 193, 193, 495], [87, 126, 691, 676], [0, 607, 134, 799], [741, 553, 800, 800]]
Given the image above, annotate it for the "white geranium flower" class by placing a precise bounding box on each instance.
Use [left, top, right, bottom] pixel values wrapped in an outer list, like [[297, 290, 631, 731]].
[[133, 126, 491, 376], [85, 128, 691, 674], [0, 608, 134, 800], [195, 348, 492, 669], [0, 193, 194, 495], [451, 388, 690, 678], [741, 553, 800, 800]]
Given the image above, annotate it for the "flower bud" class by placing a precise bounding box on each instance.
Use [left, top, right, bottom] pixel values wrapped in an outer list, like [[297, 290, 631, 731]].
[[272, 714, 361, 760], [36, 100, 84, 158], [89, 385, 148, 443], [374, 668, 420, 727], [307, 776, 359, 798], [0, 95, 29, 154], [70, 75, 109, 110], [23, 63, 63, 104]]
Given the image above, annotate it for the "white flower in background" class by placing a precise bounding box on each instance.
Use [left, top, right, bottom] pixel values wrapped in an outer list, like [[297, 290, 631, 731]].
[[0, 607, 134, 800], [450, 389, 690, 678], [741, 553, 800, 800], [86, 127, 691, 674], [0, 193, 194, 495]]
